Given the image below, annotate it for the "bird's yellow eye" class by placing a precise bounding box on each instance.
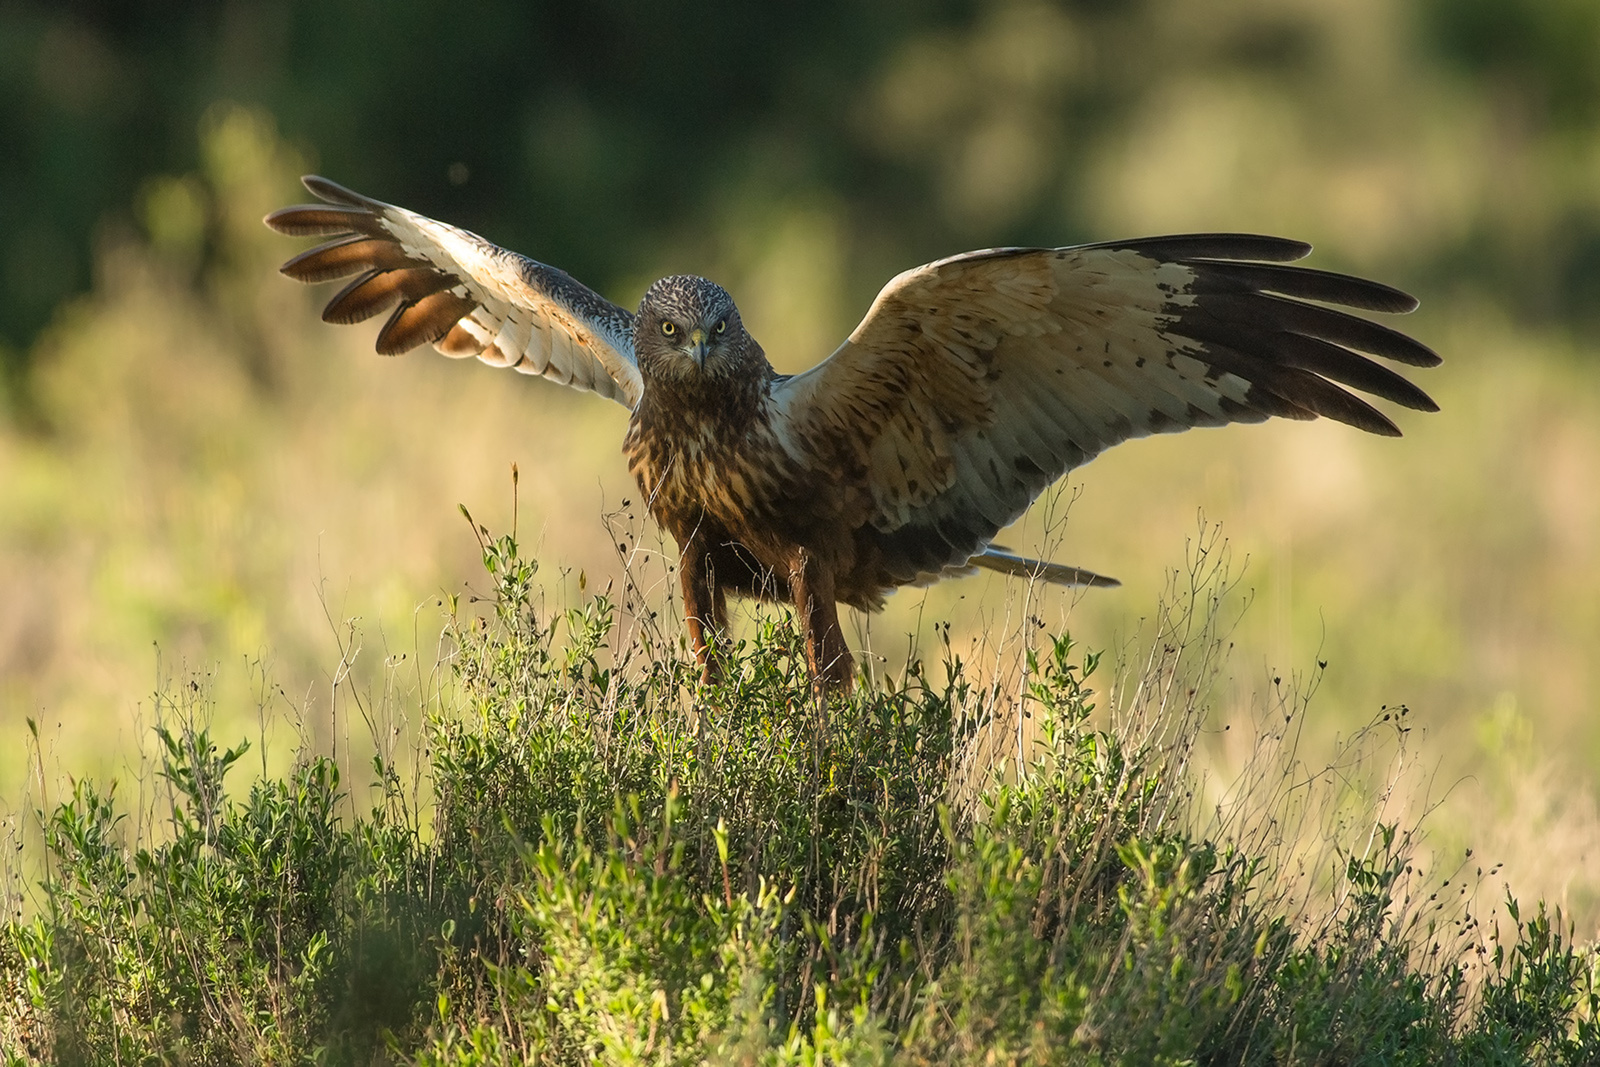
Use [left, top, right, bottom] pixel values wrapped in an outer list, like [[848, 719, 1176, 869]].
[[661, 321, 676, 337], [715, 319, 727, 335]]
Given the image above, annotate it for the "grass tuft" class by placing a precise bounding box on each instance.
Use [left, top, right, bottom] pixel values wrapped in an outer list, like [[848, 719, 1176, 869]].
[[3, 527, 1597, 1065]]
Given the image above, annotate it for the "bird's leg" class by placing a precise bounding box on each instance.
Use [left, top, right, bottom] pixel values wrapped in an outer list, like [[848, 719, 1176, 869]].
[[790, 552, 853, 697], [679, 536, 729, 685]]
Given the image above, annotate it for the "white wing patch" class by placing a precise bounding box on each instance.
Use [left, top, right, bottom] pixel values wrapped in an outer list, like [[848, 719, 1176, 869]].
[[385, 210, 640, 405], [267, 176, 643, 408]]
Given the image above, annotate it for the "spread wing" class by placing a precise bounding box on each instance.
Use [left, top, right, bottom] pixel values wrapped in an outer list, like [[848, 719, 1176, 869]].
[[265, 176, 642, 407], [772, 235, 1438, 585]]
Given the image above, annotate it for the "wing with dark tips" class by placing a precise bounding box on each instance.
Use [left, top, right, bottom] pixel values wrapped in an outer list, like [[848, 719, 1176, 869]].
[[266, 176, 642, 407], [772, 235, 1438, 586]]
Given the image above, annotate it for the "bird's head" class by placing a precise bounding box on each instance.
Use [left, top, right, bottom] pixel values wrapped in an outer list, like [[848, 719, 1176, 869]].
[[634, 275, 754, 385]]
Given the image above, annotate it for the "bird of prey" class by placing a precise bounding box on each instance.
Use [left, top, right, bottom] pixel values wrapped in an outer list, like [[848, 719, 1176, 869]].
[[266, 176, 1437, 693]]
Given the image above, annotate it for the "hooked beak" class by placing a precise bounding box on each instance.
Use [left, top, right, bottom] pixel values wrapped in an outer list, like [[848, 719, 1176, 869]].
[[688, 327, 709, 366]]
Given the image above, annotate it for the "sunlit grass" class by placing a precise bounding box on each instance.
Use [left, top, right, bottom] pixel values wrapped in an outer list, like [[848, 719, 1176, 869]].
[[4, 521, 1596, 1064]]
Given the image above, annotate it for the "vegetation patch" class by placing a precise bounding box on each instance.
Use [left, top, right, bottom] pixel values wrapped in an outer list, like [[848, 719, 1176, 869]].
[[3, 531, 1596, 1065]]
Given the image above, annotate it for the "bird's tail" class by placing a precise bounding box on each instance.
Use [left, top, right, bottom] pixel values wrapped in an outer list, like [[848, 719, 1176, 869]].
[[970, 546, 1120, 588]]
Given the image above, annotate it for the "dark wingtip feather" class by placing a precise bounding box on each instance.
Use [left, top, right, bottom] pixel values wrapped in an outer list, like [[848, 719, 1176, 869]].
[[279, 236, 394, 282], [1197, 262, 1420, 314], [1397, 339, 1443, 368], [264, 205, 371, 237], [1304, 382, 1403, 435], [321, 269, 390, 324], [1205, 292, 1441, 367], [1099, 233, 1314, 263], [375, 291, 477, 355], [1276, 334, 1439, 410], [320, 264, 461, 326], [301, 175, 384, 209], [262, 206, 303, 235]]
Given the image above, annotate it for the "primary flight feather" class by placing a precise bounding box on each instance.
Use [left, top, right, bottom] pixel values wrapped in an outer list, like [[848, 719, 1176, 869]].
[[267, 176, 1438, 692]]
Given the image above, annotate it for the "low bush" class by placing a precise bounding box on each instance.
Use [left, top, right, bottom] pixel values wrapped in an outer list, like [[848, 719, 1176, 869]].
[[4, 529, 1596, 1065]]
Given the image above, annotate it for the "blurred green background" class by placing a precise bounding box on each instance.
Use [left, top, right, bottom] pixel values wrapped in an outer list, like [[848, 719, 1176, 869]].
[[3, 0, 1600, 923]]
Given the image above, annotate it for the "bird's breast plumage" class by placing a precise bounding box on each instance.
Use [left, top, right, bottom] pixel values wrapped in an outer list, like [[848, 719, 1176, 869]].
[[623, 379, 816, 554]]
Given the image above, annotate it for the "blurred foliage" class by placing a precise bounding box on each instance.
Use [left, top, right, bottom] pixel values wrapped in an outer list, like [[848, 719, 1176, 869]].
[[8, 0, 1600, 396]]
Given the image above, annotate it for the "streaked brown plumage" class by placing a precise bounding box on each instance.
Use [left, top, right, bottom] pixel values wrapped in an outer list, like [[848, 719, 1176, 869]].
[[267, 176, 1439, 692]]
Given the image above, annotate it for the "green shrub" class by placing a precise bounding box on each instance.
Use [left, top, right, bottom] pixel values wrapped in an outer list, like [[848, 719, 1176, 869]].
[[4, 529, 1596, 1065]]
